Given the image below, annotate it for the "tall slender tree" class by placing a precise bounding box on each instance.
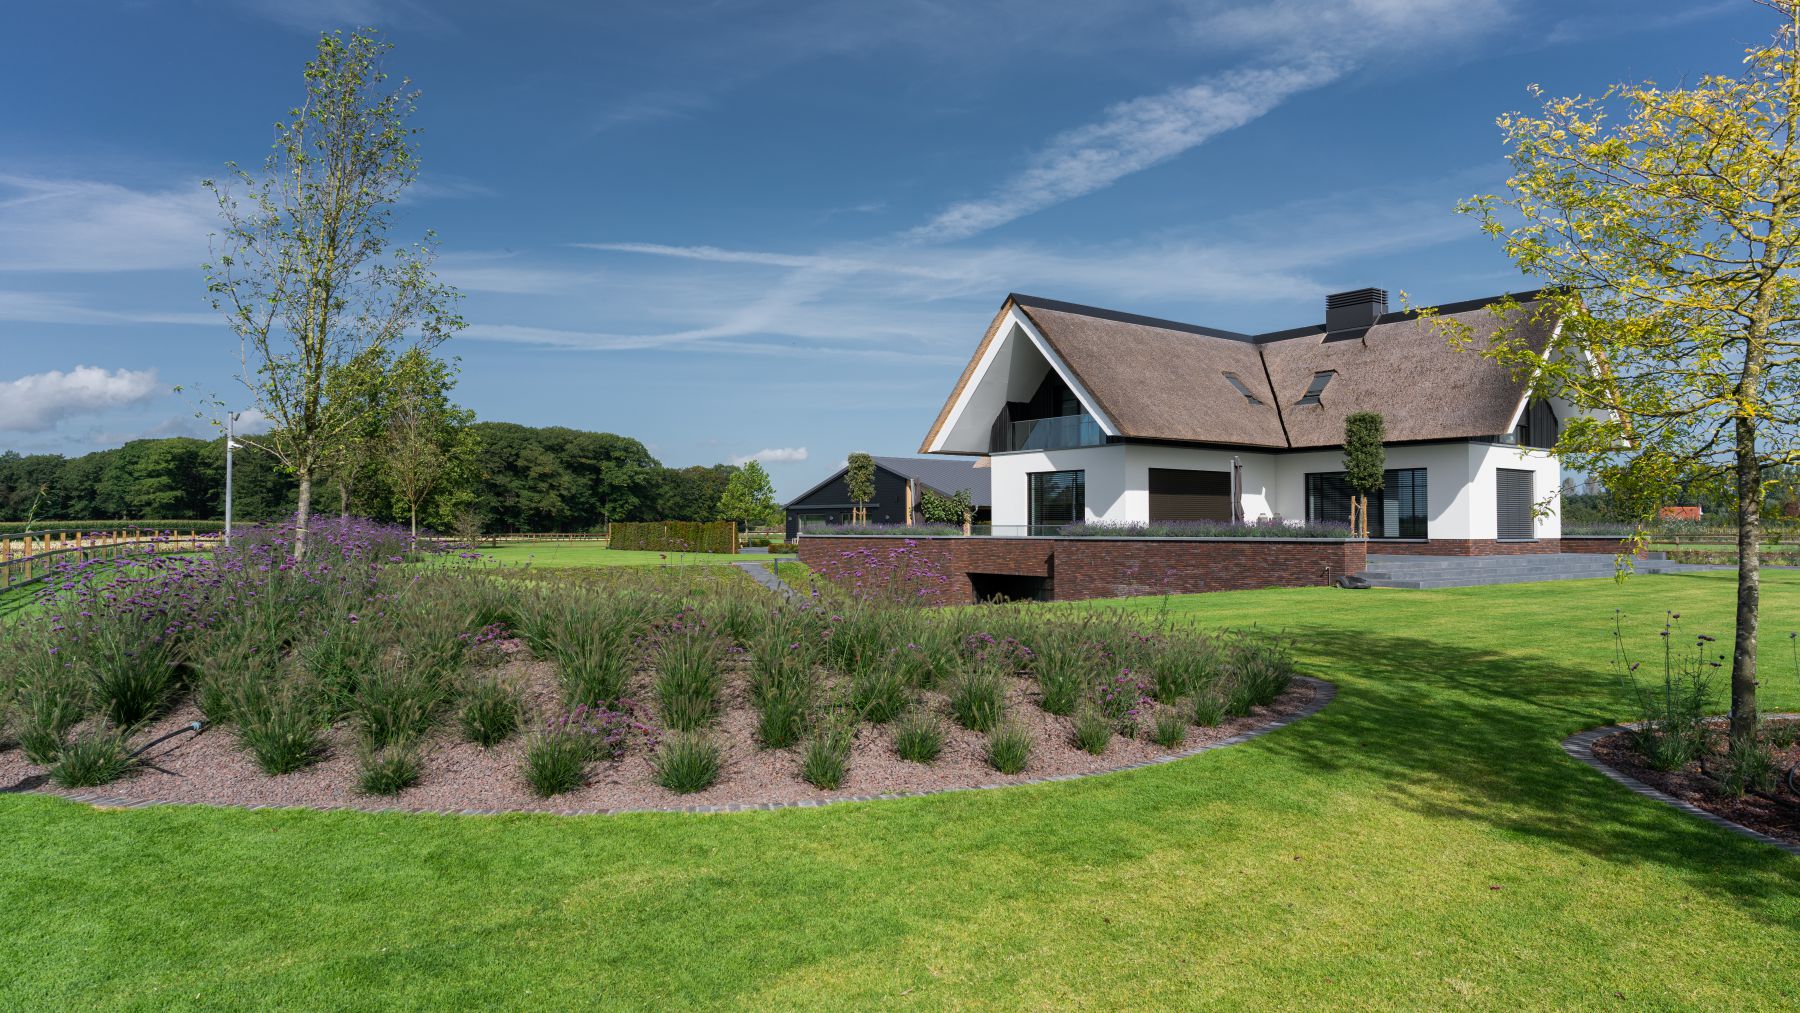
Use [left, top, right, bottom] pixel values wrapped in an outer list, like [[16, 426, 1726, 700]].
[[845, 452, 876, 524], [1342, 412, 1386, 538], [1453, 1, 1800, 746], [204, 29, 462, 558], [383, 348, 476, 538]]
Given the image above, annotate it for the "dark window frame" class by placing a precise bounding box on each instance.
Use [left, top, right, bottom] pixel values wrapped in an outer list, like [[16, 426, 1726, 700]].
[[1305, 467, 1428, 538], [1027, 470, 1085, 532]]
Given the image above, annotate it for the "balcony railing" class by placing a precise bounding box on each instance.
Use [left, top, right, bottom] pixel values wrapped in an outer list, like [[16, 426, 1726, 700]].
[[1007, 413, 1104, 452]]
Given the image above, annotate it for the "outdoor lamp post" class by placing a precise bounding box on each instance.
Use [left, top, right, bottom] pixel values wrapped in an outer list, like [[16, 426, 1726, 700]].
[[225, 411, 243, 548]]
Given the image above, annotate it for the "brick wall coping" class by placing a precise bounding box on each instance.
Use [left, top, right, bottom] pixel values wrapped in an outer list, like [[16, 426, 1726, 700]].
[[799, 534, 1366, 544]]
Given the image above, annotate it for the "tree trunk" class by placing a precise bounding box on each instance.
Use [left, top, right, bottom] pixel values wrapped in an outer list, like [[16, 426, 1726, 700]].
[[1730, 413, 1762, 743], [410, 503, 418, 540], [294, 468, 313, 561]]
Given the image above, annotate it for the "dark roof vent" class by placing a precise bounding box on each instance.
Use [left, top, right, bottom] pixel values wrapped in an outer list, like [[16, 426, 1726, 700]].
[[1295, 370, 1335, 407], [1222, 371, 1264, 406], [1325, 288, 1387, 341]]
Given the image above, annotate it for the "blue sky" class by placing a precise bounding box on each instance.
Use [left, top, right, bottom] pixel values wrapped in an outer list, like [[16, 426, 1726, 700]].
[[0, 0, 1770, 497]]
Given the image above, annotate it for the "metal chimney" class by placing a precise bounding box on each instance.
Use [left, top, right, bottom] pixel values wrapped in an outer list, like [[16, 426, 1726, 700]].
[[1325, 288, 1387, 340]]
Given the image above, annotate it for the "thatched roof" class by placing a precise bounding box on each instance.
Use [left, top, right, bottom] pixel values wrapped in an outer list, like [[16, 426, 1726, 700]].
[[922, 292, 1552, 452]]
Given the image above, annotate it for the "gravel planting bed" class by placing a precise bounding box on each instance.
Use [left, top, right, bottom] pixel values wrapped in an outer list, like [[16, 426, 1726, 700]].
[[0, 654, 1325, 815]]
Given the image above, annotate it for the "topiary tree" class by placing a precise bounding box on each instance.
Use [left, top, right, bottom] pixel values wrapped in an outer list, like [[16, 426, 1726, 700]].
[[1342, 411, 1386, 537], [845, 452, 875, 524]]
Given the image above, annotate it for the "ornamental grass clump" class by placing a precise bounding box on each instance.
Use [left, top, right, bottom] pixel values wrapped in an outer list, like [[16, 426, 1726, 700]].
[[851, 664, 909, 724], [70, 616, 181, 728], [750, 623, 817, 748], [353, 657, 450, 750], [458, 678, 520, 747], [1030, 637, 1098, 717], [356, 743, 422, 796], [801, 717, 854, 790], [1148, 633, 1220, 705], [49, 727, 135, 788], [523, 727, 590, 797], [947, 664, 1007, 732], [654, 623, 725, 732], [552, 620, 635, 709], [892, 709, 944, 764], [227, 675, 328, 775], [298, 617, 384, 716], [1150, 709, 1188, 748], [653, 732, 723, 794], [1071, 706, 1113, 755], [11, 647, 85, 765], [1222, 632, 1296, 711], [1191, 691, 1225, 728], [985, 723, 1032, 775], [1713, 735, 1781, 797]]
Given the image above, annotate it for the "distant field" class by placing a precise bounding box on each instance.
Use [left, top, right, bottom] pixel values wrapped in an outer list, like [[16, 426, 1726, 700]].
[[466, 541, 792, 568]]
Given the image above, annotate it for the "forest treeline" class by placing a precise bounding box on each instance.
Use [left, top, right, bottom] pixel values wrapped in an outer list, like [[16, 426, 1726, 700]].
[[0, 422, 746, 533]]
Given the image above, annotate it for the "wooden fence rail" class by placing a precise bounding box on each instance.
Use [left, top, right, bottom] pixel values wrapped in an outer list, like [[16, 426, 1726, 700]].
[[0, 529, 219, 592]]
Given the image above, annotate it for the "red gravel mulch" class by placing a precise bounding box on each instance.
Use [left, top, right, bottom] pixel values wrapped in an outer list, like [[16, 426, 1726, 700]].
[[1589, 720, 1800, 846], [0, 653, 1321, 815]]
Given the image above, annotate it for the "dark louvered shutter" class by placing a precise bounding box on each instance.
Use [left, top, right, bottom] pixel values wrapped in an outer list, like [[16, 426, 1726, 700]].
[[1496, 469, 1534, 540]]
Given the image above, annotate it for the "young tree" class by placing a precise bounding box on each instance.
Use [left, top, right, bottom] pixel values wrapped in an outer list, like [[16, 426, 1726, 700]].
[[322, 346, 393, 518], [718, 460, 778, 530], [383, 348, 477, 538], [1455, 3, 1800, 745], [204, 29, 462, 558], [920, 486, 977, 534], [1342, 412, 1386, 538], [845, 452, 876, 524]]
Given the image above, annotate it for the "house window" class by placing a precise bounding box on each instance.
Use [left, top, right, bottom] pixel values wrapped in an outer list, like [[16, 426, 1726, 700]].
[[1148, 468, 1232, 522], [1514, 398, 1559, 449], [1222, 372, 1264, 406], [1295, 371, 1336, 407], [1028, 470, 1085, 532], [1496, 468, 1535, 539], [1306, 468, 1428, 538]]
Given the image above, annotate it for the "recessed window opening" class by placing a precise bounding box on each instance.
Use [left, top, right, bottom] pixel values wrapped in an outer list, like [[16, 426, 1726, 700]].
[[1295, 370, 1335, 407], [1222, 372, 1264, 405]]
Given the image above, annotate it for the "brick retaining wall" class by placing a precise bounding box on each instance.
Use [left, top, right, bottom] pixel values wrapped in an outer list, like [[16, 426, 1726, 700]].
[[1560, 536, 1645, 556], [798, 535, 1366, 604]]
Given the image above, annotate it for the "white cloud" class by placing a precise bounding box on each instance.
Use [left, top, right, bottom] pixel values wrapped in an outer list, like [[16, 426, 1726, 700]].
[[0, 174, 214, 272], [905, 62, 1338, 244], [730, 447, 808, 466], [0, 290, 216, 327], [904, 0, 1510, 242], [0, 366, 162, 432]]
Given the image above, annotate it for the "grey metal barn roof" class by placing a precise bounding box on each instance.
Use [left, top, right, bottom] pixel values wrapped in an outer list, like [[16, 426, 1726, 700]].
[[785, 456, 991, 509]]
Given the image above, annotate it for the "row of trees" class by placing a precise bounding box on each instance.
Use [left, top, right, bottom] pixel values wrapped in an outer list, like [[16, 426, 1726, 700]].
[[0, 423, 776, 533]]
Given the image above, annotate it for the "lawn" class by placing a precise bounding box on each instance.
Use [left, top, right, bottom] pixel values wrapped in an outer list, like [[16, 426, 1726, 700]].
[[465, 541, 791, 568], [4, 570, 1799, 1009]]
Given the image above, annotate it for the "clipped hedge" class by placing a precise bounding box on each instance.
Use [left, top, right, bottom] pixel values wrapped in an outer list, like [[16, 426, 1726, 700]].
[[608, 521, 739, 554]]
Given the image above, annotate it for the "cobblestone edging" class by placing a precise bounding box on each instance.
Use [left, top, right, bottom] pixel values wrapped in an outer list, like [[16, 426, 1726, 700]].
[[1562, 718, 1800, 858], [40, 677, 1336, 819]]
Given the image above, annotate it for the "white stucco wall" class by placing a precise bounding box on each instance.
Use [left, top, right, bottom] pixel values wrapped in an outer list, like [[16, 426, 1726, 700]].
[[987, 441, 1564, 541]]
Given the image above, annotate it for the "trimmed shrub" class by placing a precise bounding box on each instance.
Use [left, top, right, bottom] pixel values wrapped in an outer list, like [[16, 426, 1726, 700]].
[[766, 542, 798, 554], [49, 728, 135, 788], [653, 733, 723, 793], [1071, 707, 1113, 755], [609, 521, 738, 554], [892, 710, 944, 764], [357, 744, 422, 796], [985, 723, 1032, 775], [458, 679, 521, 747], [947, 665, 1006, 732]]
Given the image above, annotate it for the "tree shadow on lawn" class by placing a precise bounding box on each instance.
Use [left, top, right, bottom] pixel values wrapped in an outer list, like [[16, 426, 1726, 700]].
[[1257, 624, 1800, 920]]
